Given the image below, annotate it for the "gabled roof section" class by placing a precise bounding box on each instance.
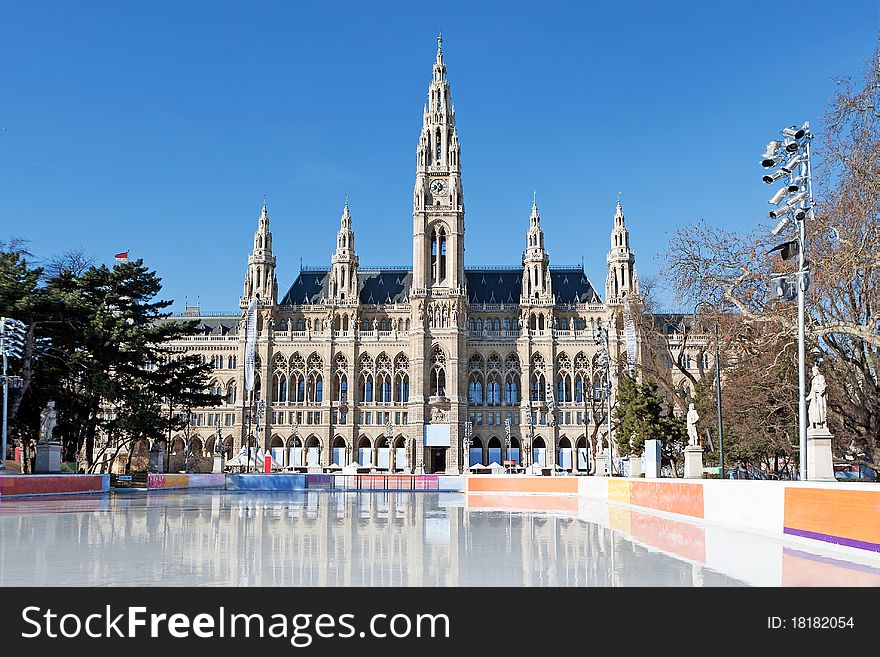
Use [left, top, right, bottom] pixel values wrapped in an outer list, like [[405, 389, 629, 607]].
[[280, 269, 413, 305], [282, 267, 601, 305]]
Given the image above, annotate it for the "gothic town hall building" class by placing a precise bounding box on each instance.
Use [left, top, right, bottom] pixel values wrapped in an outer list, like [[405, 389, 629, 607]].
[[159, 38, 640, 475]]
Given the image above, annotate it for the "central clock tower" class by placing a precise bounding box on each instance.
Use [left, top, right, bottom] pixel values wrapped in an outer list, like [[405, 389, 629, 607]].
[[410, 35, 467, 475], [412, 34, 464, 294]]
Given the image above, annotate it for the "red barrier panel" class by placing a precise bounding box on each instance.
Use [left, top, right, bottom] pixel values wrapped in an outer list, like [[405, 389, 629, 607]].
[[0, 475, 107, 497]]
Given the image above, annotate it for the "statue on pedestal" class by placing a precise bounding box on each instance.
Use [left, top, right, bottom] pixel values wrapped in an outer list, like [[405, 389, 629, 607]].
[[686, 403, 700, 447], [38, 401, 58, 444], [807, 365, 827, 429]]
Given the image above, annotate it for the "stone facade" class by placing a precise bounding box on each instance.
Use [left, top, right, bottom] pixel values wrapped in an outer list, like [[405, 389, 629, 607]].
[[154, 37, 662, 475]]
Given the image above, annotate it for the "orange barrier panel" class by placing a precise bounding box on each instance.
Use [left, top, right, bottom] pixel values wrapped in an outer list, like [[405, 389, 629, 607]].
[[468, 493, 579, 515], [467, 476, 579, 495], [608, 479, 631, 505], [629, 480, 705, 518], [784, 487, 880, 552]]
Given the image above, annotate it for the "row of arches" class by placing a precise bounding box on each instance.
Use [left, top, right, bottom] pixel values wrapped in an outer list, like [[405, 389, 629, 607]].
[[467, 435, 591, 470]]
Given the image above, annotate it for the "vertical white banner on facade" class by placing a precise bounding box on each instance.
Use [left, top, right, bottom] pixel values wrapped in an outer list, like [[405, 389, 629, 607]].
[[624, 299, 637, 375], [244, 296, 258, 392]]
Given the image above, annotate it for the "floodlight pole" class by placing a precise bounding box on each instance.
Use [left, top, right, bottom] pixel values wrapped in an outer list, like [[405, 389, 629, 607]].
[[1, 348, 8, 470], [796, 146, 809, 481]]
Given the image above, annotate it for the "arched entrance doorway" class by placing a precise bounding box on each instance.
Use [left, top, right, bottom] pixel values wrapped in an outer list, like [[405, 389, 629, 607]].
[[375, 435, 391, 470], [269, 435, 284, 468], [356, 435, 373, 467], [393, 435, 408, 471], [286, 435, 303, 468], [576, 436, 589, 472], [487, 437, 502, 466], [558, 436, 573, 471], [332, 435, 348, 466], [507, 436, 521, 465], [469, 436, 485, 467], [533, 436, 547, 467], [305, 435, 321, 466]]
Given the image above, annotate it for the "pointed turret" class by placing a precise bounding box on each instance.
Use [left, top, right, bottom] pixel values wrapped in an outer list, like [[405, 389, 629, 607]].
[[412, 34, 465, 294], [242, 203, 277, 307], [521, 196, 553, 302], [329, 198, 359, 302], [605, 199, 637, 304]]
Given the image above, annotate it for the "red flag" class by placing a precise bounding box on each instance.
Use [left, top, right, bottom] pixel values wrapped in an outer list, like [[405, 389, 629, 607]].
[[114, 251, 129, 263]]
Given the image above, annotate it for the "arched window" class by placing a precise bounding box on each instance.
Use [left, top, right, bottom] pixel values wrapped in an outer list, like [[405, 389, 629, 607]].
[[593, 378, 604, 401], [361, 375, 374, 403], [313, 375, 323, 403], [486, 376, 501, 406], [227, 382, 236, 404], [505, 375, 519, 404], [557, 374, 571, 403], [430, 349, 446, 397], [531, 374, 546, 402], [439, 231, 447, 280], [575, 377, 584, 403], [336, 374, 348, 402], [378, 374, 392, 402], [469, 318, 476, 332], [468, 377, 483, 405], [296, 318, 305, 331], [276, 375, 287, 403], [396, 374, 409, 403]]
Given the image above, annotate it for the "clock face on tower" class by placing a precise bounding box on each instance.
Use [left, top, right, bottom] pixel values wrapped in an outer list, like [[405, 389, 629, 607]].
[[430, 179, 447, 195]]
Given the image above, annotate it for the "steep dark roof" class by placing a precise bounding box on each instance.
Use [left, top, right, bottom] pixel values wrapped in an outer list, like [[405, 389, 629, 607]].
[[159, 315, 239, 336], [280, 267, 601, 305]]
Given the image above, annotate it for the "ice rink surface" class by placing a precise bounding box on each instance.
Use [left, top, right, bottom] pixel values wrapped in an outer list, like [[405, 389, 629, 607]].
[[1, 490, 876, 587]]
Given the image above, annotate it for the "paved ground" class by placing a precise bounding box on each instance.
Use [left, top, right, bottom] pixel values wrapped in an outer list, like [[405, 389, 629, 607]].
[[0, 490, 875, 586]]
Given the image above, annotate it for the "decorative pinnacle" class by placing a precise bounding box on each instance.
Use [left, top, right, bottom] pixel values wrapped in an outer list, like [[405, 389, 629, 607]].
[[437, 32, 442, 51]]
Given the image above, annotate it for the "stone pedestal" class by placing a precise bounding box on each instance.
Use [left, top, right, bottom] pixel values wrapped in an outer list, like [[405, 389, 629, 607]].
[[628, 453, 643, 478], [807, 428, 835, 481], [644, 439, 661, 478], [34, 442, 62, 473], [148, 444, 166, 474], [594, 450, 607, 476], [684, 446, 704, 479], [212, 454, 226, 474]]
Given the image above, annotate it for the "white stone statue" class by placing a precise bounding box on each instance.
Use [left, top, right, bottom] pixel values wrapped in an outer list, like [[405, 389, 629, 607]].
[[39, 401, 58, 444], [807, 365, 828, 429], [686, 403, 700, 447]]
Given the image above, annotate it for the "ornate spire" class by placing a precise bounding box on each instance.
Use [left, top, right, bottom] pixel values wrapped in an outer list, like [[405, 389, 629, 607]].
[[606, 198, 637, 304], [242, 202, 277, 307], [330, 198, 359, 302], [522, 197, 552, 302]]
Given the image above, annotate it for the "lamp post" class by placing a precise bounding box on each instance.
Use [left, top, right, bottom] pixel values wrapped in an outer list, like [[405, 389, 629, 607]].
[[760, 122, 813, 480], [252, 398, 265, 473], [694, 302, 724, 479], [595, 319, 614, 476], [462, 420, 472, 474], [385, 419, 393, 470], [291, 421, 299, 468], [504, 417, 512, 473]]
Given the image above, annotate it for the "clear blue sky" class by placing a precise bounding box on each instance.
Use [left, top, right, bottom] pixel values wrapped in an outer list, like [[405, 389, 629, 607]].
[[1, 1, 877, 313]]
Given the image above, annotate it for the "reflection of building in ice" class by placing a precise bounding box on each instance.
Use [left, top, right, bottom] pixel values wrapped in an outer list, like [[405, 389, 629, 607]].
[[0, 491, 774, 587]]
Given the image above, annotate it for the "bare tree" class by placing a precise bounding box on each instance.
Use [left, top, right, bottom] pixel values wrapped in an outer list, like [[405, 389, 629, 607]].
[[664, 45, 880, 471]]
